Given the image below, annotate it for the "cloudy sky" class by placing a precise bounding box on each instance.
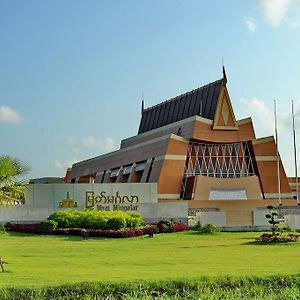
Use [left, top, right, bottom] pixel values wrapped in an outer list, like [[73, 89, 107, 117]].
[[1, 0, 300, 179]]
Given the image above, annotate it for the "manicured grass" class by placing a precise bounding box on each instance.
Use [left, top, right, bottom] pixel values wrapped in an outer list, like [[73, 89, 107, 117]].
[[0, 231, 300, 287], [2, 277, 300, 300]]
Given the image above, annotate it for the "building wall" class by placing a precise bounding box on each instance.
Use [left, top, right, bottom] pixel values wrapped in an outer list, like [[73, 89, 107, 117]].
[[156, 137, 189, 198], [184, 199, 298, 226], [192, 175, 263, 200], [252, 137, 292, 197], [193, 118, 256, 143], [70, 134, 180, 182]]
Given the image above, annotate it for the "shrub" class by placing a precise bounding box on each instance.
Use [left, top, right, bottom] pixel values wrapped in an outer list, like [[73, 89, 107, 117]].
[[46, 210, 144, 230], [0, 223, 5, 234], [143, 225, 155, 235], [86, 215, 108, 230], [107, 216, 126, 230], [126, 212, 144, 228], [198, 223, 220, 234], [255, 233, 300, 243], [48, 211, 72, 228], [171, 223, 188, 232], [157, 220, 174, 233], [40, 220, 58, 231], [160, 220, 173, 227]]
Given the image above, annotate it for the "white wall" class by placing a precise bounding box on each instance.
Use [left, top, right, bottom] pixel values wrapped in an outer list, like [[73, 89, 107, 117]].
[[0, 183, 188, 223], [253, 209, 270, 226], [196, 211, 226, 227], [285, 215, 300, 230]]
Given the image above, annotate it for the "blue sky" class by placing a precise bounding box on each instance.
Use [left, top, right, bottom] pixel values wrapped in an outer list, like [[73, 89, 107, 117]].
[[1, 0, 300, 179]]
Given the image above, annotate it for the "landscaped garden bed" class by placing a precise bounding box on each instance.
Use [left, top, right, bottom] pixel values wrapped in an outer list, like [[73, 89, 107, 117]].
[[5, 210, 187, 238], [255, 233, 300, 243]]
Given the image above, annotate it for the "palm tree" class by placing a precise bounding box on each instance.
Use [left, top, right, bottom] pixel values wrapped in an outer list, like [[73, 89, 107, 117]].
[[0, 155, 30, 206]]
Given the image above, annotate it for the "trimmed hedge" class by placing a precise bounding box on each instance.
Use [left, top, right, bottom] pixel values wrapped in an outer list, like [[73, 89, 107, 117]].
[[6, 220, 187, 238], [5, 224, 146, 238], [47, 210, 144, 230]]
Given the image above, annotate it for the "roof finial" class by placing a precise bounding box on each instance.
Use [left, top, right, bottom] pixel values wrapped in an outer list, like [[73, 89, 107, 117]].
[[141, 92, 145, 114], [222, 58, 227, 84]]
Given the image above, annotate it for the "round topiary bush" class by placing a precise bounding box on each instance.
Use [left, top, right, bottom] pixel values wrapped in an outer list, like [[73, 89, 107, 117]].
[[106, 217, 126, 230], [40, 220, 58, 231]]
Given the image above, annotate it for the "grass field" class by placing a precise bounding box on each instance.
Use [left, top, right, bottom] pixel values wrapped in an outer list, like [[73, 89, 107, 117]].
[[1, 231, 300, 288]]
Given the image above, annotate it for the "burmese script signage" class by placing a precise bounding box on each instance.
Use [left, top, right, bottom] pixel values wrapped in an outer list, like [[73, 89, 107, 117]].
[[86, 191, 139, 211]]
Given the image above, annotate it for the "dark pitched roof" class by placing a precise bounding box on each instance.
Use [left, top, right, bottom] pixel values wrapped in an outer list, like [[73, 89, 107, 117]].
[[138, 78, 224, 134]]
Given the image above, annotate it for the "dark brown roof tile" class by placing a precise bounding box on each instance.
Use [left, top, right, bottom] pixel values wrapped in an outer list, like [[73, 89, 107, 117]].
[[138, 78, 223, 134]]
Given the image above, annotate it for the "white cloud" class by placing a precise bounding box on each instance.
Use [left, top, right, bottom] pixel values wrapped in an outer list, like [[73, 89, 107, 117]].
[[245, 17, 258, 32], [239, 97, 300, 135], [55, 136, 117, 172], [0, 105, 22, 124], [282, 99, 300, 130], [54, 159, 78, 170], [286, 18, 300, 27], [258, 0, 300, 28], [239, 97, 274, 136], [67, 136, 117, 155], [259, 0, 291, 27], [238, 98, 300, 177]]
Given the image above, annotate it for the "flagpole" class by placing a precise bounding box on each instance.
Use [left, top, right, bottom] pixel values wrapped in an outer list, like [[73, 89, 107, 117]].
[[292, 100, 299, 205], [274, 100, 281, 205]]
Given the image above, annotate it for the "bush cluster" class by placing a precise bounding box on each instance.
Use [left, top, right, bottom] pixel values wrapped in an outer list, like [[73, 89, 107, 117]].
[[256, 233, 300, 243], [47, 210, 144, 230], [196, 223, 220, 234], [151, 220, 188, 233]]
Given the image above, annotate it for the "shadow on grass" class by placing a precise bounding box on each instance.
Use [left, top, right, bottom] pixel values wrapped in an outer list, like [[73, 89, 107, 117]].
[[185, 230, 221, 236], [5, 232, 43, 238], [5, 231, 85, 242], [242, 240, 296, 246], [0, 270, 13, 274]]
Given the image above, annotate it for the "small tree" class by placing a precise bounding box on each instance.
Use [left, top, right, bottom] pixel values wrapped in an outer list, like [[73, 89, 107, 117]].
[[266, 205, 280, 235], [0, 155, 29, 206]]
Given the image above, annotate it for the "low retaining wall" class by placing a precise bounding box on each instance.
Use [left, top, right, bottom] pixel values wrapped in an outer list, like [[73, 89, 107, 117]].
[[0, 183, 188, 224], [220, 226, 272, 232]]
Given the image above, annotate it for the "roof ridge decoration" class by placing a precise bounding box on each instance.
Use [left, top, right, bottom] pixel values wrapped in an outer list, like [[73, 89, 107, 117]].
[[138, 76, 225, 134], [213, 82, 238, 131]]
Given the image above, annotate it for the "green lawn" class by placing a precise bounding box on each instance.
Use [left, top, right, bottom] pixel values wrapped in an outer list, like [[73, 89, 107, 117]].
[[0, 231, 300, 287]]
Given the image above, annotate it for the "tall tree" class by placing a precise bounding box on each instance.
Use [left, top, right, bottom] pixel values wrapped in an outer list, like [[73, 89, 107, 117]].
[[0, 155, 29, 206]]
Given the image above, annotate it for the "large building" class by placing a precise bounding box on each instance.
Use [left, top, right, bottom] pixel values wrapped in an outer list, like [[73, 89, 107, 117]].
[[65, 68, 299, 227]]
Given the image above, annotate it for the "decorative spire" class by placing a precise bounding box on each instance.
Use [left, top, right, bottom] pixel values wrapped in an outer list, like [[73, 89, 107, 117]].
[[141, 92, 145, 114], [222, 65, 227, 84]]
